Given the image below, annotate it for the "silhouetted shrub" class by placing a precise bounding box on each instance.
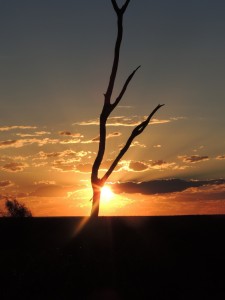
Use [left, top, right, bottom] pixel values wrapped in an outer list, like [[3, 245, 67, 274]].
[[4, 198, 32, 217]]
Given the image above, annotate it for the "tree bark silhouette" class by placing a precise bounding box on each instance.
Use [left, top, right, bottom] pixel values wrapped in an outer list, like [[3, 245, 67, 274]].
[[90, 0, 164, 217]]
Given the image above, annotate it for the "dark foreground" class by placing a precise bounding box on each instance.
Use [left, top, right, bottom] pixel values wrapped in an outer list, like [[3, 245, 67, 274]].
[[1, 216, 225, 299]]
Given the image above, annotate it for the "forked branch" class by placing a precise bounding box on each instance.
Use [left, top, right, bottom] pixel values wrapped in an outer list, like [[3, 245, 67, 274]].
[[111, 0, 131, 15]]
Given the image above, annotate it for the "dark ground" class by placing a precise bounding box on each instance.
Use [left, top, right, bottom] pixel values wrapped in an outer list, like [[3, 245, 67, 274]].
[[0, 216, 225, 299]]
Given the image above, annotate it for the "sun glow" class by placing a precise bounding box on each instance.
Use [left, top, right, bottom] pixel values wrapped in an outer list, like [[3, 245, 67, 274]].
[[101, 186, 114, 203]]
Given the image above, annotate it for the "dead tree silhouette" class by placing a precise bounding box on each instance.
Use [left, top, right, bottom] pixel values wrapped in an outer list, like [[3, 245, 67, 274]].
[[91, 0, 164, 217]]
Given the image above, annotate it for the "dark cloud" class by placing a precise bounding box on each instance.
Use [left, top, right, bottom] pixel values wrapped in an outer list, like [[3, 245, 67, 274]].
[[216, 155, 225, 160], [1, 162, 28, 172], [0, 140, 17, 147], [150, 160, 166, 167], [59, 131, 83, 138], [0, 180, 13, 188], [111, 179, 225, 195], [179, 155, 209, 163], [92, 136, 100, 142], [129, 161, 149, 172]]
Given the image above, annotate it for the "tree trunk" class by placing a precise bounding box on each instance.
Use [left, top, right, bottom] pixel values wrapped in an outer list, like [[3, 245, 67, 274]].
[[90, 182, 102, 218]]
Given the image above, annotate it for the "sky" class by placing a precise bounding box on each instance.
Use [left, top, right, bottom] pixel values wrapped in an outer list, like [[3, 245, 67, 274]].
[[0, 0, 225, 216]]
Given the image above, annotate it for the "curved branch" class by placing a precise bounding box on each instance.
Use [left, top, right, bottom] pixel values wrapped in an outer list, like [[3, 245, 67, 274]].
[[102, 104, 164, 183], [112, 65, 141, 109]]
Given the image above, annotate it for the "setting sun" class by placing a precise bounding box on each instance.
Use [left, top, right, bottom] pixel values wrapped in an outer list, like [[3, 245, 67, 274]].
[[101, 186, 114, 203]]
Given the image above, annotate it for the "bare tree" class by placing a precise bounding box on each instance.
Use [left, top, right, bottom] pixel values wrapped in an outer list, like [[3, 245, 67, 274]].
[[90, 0, 164, 217]]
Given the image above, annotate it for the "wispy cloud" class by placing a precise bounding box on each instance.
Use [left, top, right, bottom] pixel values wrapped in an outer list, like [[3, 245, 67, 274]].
[[0, 125, 37, 132], [0, 138, 59, 149], [34, 150, 88, 161], [16, 131, 51, 137], [216, 155, 225, 160], [178, 155, 209, 163], [130, 141, 146, 148], [60, 139, 81, 144], [74, 116, 184, 127], [59, 131, 83, 138]]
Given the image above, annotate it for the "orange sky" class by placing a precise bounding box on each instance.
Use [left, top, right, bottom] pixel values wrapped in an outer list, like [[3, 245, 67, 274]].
[[1, 1, 225, 216]]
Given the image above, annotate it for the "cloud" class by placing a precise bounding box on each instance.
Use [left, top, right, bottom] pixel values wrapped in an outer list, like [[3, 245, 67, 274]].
[[1, 162, 28, 172], [59, 131, 83, 138], [0, 180, 14, 188], [74, 115, 182, 127], [107, 132, 122, 138], [117, 105, 133, 109], [0, 140, 22, 148], [38, 151, 63, 159], [0, 138, 59, 149], [149, 160, 176, 170], [60, 139, 81, 144], [130, 141, 146, 148], [0, 125, 37, 132], [179, 155, 209, 163], [91, 136, 100, 142], [128, 161, 149, 172], [36, 150, 79, 160], [216, 155, 225, 160], [76, 151, 89, 157], [32, 161, 48, 168], [16, 131, 51, 137], [82, 132, 122, 144], [111, 179, 225, 195], [52, 158, 82, 172], [34, 180, 56, 185]]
